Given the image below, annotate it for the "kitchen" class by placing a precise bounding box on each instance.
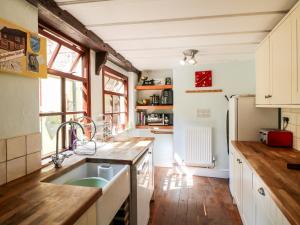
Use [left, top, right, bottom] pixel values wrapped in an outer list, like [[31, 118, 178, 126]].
[[0, 0, 300, 225]]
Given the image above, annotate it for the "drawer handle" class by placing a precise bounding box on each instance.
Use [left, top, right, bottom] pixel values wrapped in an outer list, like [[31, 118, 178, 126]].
[[237, 159, 242, 164], [258, 187, 265, 196], [265, 95, 272, 99]]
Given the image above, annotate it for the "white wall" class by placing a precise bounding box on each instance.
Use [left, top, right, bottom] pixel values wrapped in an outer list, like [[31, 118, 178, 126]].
[[0, 0, 39, 139], [173, 60, 255, 176], [90, 51, 138, 128]]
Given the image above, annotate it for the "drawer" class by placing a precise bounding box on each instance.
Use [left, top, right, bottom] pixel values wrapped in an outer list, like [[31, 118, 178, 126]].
[[253, 174, 269, 210]]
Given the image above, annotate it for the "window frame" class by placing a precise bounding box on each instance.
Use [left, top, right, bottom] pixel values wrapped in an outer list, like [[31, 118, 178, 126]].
[[39, 25, 91, 158], [102, 66, 129, 133]]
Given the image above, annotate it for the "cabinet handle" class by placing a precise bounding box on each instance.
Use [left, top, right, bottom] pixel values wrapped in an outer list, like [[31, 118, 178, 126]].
[[258, 187, 265, 196], [265, 95, 272, 99], [236, 159, 242, 164]]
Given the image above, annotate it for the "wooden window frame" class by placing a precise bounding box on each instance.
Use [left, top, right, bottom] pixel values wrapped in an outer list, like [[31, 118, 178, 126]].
[[39, 25, 91, 158], [102, 66, 129, 132]]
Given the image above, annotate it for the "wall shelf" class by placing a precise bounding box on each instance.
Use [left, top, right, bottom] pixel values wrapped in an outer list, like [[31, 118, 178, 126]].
[[136, 105, 173, 110], [136, 125, 173, 130], [135, 85, 173, 90], [185, 89, 223, 93]]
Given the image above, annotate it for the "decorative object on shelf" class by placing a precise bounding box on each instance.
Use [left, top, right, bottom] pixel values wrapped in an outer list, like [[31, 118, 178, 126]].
[[0, 18, 47, 78], [165, 77, 172, 85], [195, 70, 212, 87], [180, 49, 198, 65], [150, 94, 160, 105], [137, 98, 150, 105], [185, 89, 223, 93], [136, 112, 173, 126], [161, 89, 173, 105]]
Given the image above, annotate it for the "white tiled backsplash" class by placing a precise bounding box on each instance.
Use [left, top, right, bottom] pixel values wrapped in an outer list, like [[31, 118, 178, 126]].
[[0, 133, 42, 185], [282, 108, 300, 151]]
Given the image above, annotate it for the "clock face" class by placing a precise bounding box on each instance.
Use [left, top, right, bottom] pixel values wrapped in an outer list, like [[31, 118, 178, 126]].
[[195, 71, 212, 87]]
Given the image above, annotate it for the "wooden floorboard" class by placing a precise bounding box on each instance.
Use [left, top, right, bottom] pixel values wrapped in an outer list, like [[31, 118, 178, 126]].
[[149, 167, 242, 225]]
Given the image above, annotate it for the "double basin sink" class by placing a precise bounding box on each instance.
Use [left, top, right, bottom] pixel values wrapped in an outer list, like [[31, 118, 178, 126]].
[[44, 161, 130, 225]]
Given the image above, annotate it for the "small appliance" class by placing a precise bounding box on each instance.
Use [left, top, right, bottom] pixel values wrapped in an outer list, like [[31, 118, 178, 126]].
[[259, 129, 293, 148], [161, 89, 173, 105]]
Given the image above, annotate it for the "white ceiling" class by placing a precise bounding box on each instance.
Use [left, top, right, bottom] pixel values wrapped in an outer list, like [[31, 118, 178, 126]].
[[55, 0, 298, 70]]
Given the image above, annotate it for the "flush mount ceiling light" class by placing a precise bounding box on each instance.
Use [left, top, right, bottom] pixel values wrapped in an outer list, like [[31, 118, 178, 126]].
[[179, 49, 198, 65]]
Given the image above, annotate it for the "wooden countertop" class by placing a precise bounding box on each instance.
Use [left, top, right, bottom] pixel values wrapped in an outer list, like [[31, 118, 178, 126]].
[[232, 141, 300, 225], [0, 137, 154, 225]]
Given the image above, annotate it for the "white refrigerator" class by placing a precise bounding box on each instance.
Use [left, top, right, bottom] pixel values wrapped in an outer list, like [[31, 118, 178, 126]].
[[228, 95, 278, 194], [229, 95, 278, 143]]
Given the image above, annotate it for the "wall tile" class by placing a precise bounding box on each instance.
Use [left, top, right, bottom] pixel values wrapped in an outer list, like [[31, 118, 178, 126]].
[[0, 162, 6, 185], [26, 152, 41, 174], [7, 156, 26, 182], [0, 140, 6, 163], [295, 138, 300, 151], [7, 136, 26, 160], [282, 113, 297, 125], [26, 133, 41, 154], [297, 126, 300, 139]]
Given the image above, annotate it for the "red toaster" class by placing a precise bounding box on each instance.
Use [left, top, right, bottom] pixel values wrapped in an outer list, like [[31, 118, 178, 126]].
[[259, 129, 293, 148]]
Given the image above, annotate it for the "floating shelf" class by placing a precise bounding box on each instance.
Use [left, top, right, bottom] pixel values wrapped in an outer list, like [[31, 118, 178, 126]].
[[136, 125, 173, 130], [185, 89, 223, 93], [135, 85, 173, 90], [136, 105, 173, 110]]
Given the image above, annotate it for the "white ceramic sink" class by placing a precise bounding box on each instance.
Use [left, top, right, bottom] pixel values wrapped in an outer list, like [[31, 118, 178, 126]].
[[46, 162, 130, 225]]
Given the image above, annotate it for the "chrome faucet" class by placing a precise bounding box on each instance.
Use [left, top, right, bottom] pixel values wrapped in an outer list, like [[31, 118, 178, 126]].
[[52, 121, 85, 168]]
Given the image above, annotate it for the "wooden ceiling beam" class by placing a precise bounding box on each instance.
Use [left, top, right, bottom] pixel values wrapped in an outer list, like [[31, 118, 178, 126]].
[[26, 0, 140, 74]]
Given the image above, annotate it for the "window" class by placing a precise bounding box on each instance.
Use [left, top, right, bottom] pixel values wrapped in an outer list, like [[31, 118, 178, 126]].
[[103, 67, 128, 135], [39, 27, 89, 157]]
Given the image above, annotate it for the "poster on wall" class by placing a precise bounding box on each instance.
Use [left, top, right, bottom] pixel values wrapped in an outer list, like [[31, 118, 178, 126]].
[[0, 18, 47, 78]]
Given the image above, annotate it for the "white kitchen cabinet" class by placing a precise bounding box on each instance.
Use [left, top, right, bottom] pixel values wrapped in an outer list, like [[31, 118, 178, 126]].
[[270, 17, 293, 104], [232, 150, 243, 212], [291, 5, 300, 104], [74, 204, 96, 225], [230, 146, 293, 225], [152, 132, 173, 167], [256, 37, 271, 105], [241, 161, 253, 225], [229, 148, 235, 195]]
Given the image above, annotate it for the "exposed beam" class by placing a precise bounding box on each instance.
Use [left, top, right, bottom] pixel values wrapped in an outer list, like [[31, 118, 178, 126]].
[[106, 30, 270, 42], [95, 51, 108, 75], [25, 0, 140, 74], [57, 0, 112, 6], [86, 11, 287, 28], [117, 42, 260, 52]]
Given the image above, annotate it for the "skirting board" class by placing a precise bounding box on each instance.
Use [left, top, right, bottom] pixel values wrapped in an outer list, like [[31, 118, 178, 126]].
[[189, 167, 229, 179]]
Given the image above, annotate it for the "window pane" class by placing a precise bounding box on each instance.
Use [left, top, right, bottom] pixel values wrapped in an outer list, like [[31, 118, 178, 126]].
[[71, 56, 83, 77], [52, 46, 79, 72], [114, 80, 124, 93], [46, 38, 59, 65], [104, 75, 125, 94], [105, 94, 112, 113], [120, 96, 127, 112], [66, 79, 84, 112], [40, 115, 62, 157], [40, 75, 61, 113], [113, 95, 120, 113]]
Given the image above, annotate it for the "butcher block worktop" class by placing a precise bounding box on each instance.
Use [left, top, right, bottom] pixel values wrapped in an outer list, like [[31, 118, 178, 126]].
[[232, 141, 300, 225], [0, 137, 154, 225]]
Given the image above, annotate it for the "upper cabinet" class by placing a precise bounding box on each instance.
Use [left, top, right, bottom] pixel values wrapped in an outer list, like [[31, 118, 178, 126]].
[[256, 2, 300, 107], [292, 6, 300, 104], [270, 17, 292, 105], [256, 37, 270, 105]]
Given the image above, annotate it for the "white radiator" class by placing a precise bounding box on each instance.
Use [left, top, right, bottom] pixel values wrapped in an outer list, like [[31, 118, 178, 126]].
[[185, 127, 213, 167]]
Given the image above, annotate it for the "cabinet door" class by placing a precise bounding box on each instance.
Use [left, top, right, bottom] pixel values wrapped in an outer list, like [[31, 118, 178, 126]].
[[256, 37, 271, 104], [233, 152, 243, 211], [229, 148, 235, 196], [242, 162, 254, 225], [292, 6, 300, 104], [253, 176, 273, 225], [270, 18, 293, 104], [153, 133, 173, 166]]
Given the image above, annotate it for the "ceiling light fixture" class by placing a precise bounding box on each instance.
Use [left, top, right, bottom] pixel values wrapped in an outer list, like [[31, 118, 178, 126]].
[[179, 49, 198, 66]]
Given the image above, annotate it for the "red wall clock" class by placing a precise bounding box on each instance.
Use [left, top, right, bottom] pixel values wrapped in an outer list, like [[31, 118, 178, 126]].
[[195, 70, 212, 87]]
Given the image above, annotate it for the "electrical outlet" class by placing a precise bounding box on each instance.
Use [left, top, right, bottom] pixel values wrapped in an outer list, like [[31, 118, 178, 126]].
[[283, 117, 289, 123]]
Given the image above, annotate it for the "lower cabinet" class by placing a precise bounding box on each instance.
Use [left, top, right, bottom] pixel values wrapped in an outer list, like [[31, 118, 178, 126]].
[[74, 204, 97, 225], [230, 146, 291, 225]]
